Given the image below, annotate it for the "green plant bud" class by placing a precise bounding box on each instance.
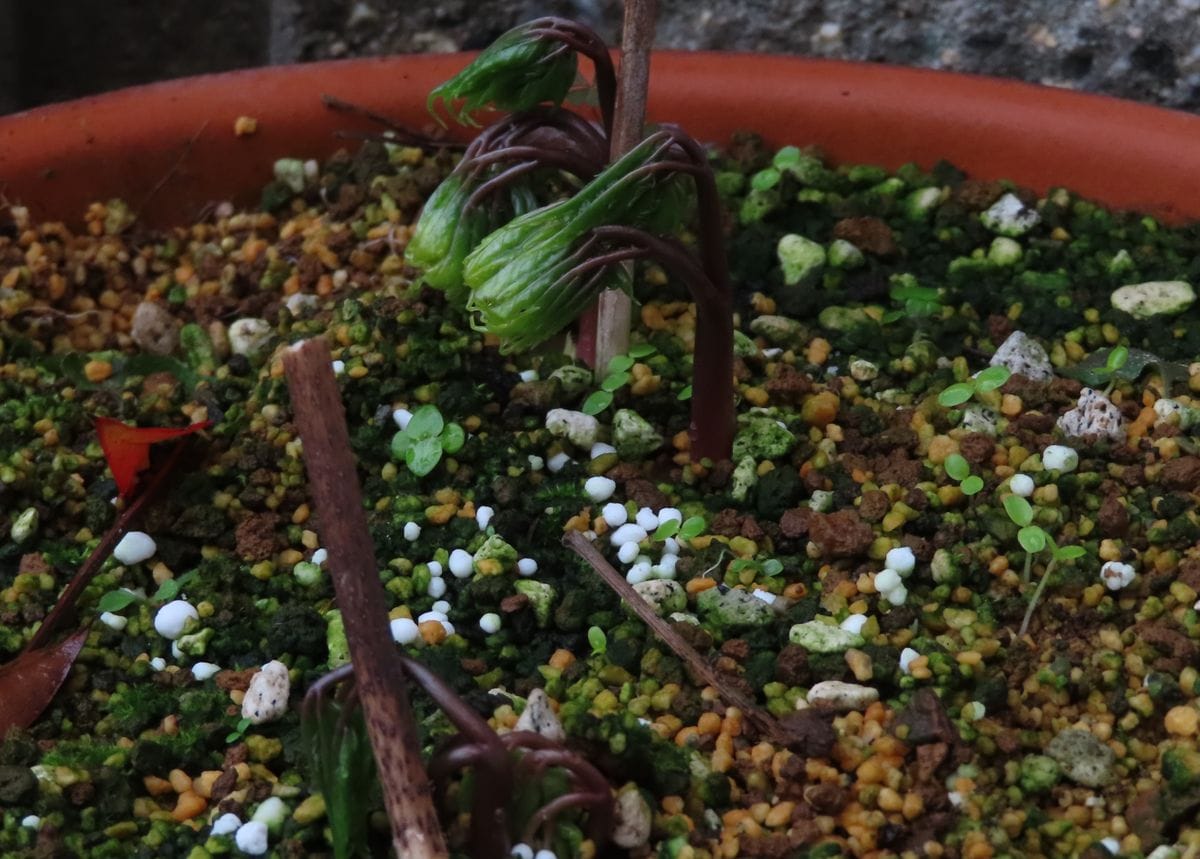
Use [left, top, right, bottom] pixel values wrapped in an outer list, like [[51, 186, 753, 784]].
[[428, 21, 578, 125]]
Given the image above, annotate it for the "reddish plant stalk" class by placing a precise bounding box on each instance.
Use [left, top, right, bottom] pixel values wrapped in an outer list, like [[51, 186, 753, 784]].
[[283, 338, 447, 859]]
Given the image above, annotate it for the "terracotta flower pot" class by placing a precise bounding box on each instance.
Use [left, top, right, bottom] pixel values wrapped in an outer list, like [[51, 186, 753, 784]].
[[2, 53, 1200, 228]]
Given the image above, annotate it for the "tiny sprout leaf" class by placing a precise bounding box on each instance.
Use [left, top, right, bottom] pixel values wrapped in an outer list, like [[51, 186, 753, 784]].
[[1055, 545, 1087, 561], [1004, 495, 1034, 527], [600, 371, 631, 392], [628, 343, 657, 359], [405, 405, 444, 439], [390, 430, 412, 460], [97, 589, 140, 614], [960, 475, 984, 496], [975, 365, 1011, 392], [406, 436, 444, 476], [678, 516, 706, 541], [582, 390, 613, 415], [937, 383, 974, 407], [944, 453, 970, 482], [677, 384, 693, 401], [607, 355, 635, 374], [440, 423, 466, 454], [587, 626, 607, 655], [1106, 345, 1130, 373], [1018, 525, 1048, 554], [751, 168, 781, 192], [761, 559, 784, 577], [653, 519, 680, 541]]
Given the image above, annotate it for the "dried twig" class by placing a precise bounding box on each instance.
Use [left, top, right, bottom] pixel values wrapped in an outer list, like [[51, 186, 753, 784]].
[[283, 338, 447, 859], [563, 530, 788, 742], [580, 0, 659, 369]]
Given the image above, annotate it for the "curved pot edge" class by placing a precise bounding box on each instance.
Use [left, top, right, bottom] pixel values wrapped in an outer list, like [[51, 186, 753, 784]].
[[2, 52, 1199, 226]]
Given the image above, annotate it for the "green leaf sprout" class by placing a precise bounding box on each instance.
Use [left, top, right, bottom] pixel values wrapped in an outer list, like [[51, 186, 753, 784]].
[[391, 405, 466, 477]]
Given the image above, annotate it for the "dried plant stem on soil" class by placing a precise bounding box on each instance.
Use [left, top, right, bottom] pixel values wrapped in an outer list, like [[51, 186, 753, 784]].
[[564, 530, 787, 741], [283, 338, 448, 859], [581, 0, 658, 370]]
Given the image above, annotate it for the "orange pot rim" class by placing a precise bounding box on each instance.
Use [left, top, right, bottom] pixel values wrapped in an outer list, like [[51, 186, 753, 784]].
[[2, 51, 1199, 227]]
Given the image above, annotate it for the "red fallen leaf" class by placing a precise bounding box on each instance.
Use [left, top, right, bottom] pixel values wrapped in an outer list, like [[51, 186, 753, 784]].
[[0, 629, 89, 736], [95, 417, 211, 499]]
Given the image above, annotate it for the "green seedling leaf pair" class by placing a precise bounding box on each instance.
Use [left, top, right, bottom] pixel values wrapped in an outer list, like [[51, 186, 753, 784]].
[[652, 515, 706, 542], [728, 557, 785, 578], [582, 345, 658, 415], [1004, 490, 1089, 636], [587, 625, 607, 656], [944, 453, 983, 496], [391, 405, 466, 477], [937, 364, 1011, 408], [884, 282, 944, 323], [97, 570, 198, 614]]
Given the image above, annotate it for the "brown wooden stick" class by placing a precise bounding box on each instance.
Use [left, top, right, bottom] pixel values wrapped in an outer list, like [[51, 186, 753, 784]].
[[563, 530, 787, 742], [583, 0, 659, 370], [283, 338, 447, 859]]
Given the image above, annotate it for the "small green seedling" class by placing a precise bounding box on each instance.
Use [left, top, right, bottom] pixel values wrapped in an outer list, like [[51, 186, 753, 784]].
[[884, 281, 944, 323], [727, 557, 785, 580], [587, 625, 608, 656], [652, 515, 706, 542], [938, 365, 1011, 408], [390, 405, 466, 476], [944, 453, 984, 496], [97, 570, 198, 614], [1100, 345, 1129, 395], [582, 344, 657, 415], [1003, 494, 1087, 636], [225, 716, 253, 744]]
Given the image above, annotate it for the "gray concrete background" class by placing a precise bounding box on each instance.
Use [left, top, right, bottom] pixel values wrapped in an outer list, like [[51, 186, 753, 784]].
[[2, 1, 1199, 115]]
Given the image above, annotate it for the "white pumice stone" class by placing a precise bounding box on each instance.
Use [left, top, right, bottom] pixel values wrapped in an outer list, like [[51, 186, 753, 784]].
[[884, 547, 916, 576], [752, 589, 777, 605], [242, 660, 290, 725], [392, 408, 413, 429], [428, 561, 443, 578], [510, 845, 534, 859], [883, 584, 908, 605], [192, 662, 220, 681], [1099, 837, 1120, 855], [21, 815, 40, 828], [590, 442, 617, 459], [518, 369, 538, 382], [390, 618, 420, 645], [234, 820, 270, 855], [584, 476, 617, 503], [427, 577, 447, 598], [873, 569, 902, 594], [154, 600, 198, 640], [475, 506, 495, 530], [1009, 473, 1035, 497], [544, 408, 600, 448], [1101, 561, 1136, 591], [610, 523, 648, 547], [431, 600, 451, 614], [657, 507, 683, 524], [113, 531, 157, 565], [403, 521, 421, 541], [228, 318, 272, 358], [418, 611, 448, 624], [150, 657, 167, 671], [440, 621, 455, 637], [840, 614, 869, 635], [517, 557, 538, 577], [211, 812, 241, 835], [601, 502, 629, 527], [251, 796, 288, 830], [331, 360, 346, 375], [617, 541, 641, 564], [527, 455, 544, 471], [635, 507, 659, 531], [479, 613, 502, 634], [661, 537, 680, 556], [899, 647, 920, 674], [546, 451, 572, 473], [514, 688, 565, 741], [311, 548, 328, 566], [626, 564, 653, 585], [1042, 444, 1079, 472], [171, 642, 184, 660], [534, 850, 557, 859], [449, 549, 474, 578], [100, 611, 128, 631], [284, 293, 317, 317]]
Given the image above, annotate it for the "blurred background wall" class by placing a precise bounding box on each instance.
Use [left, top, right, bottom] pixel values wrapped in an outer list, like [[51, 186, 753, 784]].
[[2, 0, 1198, 115]]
